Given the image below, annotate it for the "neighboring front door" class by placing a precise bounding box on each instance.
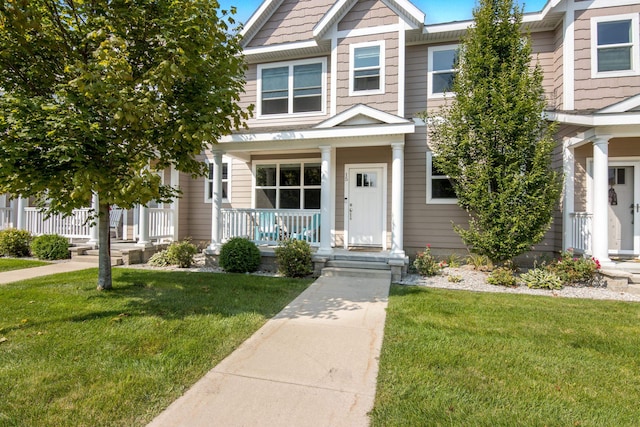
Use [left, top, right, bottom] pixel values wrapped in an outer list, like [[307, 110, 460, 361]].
[[608, 165, 638, 254], [346, 166, 385, 247]]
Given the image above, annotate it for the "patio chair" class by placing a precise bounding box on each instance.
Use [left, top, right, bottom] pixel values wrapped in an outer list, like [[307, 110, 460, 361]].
[[290, 213, 320, 243], [110, 208, 123, 240], [254, 211, 279, 243]]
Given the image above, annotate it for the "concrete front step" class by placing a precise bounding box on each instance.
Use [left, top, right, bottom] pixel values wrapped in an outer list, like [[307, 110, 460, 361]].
[[325, 260, 390, 271], [85, 249, 123, 257], [630, 274, 640, 284], [627, 284, 640, 295], [321, 267, 391, 280]]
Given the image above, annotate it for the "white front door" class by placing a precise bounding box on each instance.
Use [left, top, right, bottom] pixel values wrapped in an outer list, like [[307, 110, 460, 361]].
[[608, 165, 639, 254], [346, 166, 385, 247]]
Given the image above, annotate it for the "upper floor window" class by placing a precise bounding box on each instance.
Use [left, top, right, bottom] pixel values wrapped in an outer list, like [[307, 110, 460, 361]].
[[428, 44, 458, 98], [350, 41, 385, 95], [426, 151, 457, 204], [591, 14, 639, 78], [205, 157, 230, 203], [258, 58, 326, 117]]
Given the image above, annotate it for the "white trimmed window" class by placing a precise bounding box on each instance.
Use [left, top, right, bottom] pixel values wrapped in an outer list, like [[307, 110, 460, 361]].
[[254, 161, 321, 209], [426, 151, 457, 204], [350, 41, 385, 95], [591, 14, 639, 78], [258, 58, 326, 117], [205, 157, 230, 203], [428, 44, 458, 98]]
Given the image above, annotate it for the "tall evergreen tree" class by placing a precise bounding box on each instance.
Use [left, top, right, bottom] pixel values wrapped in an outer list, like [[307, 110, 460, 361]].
[[0, 0, 250, 289], [428, 0, 562, 264]]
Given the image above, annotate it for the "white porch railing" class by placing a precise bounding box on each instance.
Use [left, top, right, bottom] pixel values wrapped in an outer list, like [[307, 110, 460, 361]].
[[0, 207, 11, 230], [570, 212, 592, 254], [149, 208, 174, 240], [221, 208, 321, 246], [24, 207, 92, 238]]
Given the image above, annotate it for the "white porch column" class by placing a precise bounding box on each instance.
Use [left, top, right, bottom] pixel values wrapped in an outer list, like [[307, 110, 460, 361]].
[[207, 151, 223, 253], [592, 136, 611, 264], [562, 144, 575, 251], [391, 143, 405, 257], [318, 146, 333, 256], [170, 166, 180, 241], [87, 193, 99, 247], [137, 203, 152, 247], [16, 195, 26, 230]]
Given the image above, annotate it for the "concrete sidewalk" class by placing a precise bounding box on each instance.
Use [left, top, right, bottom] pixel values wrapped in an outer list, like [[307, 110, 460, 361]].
[[0, 260, 97, 285], [148, 272, 391, 427]]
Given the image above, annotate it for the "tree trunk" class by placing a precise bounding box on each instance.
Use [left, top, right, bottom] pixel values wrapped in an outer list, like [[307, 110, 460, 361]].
[[96, 202, 113, 290]]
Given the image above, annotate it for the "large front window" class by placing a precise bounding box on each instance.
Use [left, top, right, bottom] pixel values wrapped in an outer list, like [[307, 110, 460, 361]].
[[592, 14, 639, 77], [255, 161, 321, 209], [428, 45, 458, 98], [259, 59, 325, 116]]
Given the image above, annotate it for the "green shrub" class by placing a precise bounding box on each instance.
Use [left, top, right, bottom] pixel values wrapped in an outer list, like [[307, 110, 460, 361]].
[[275, 239, 313, 278], [445, 253, 462, 268], [413, 245, 443, 277], [546, 250, 601, 286], [487, 266, 517, 287], [148, 250, 172, 267], [166, 240, 198, 268], [30, 234, 70, 260], [520, 267, 563, 290], [0, 228, 32, 257], [466, 253, 492, 271], [219, 237, 261, 273]]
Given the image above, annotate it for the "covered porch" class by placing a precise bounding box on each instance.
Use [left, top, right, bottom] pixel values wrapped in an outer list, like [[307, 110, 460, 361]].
[[206, 105, 415, 268], [560, 119, 640, 265]]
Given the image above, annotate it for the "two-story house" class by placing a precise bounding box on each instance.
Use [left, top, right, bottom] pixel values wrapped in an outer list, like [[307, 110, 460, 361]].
[[3, 0, 640, 272]]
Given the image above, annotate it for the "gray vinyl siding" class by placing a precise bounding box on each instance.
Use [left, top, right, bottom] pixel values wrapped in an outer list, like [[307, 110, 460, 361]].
[[247, 0, 334, 47], [337, 0, 398, 32], [531, 30, 557, 108], [404, 44, 428, 118], [573, 5, 640, 111]]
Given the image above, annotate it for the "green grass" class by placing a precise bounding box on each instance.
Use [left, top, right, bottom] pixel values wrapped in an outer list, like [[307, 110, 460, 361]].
[[0, 258, 49, 272], [0, 268, 312, 426], [371, 286, 640, 426]]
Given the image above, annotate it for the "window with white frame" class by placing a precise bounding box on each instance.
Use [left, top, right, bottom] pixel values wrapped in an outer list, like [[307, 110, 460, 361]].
[[350, 41, 385, 95], [426, 151, 457, 204], [258, 58, 325, 116], [591, 14, 639, 77], [428, 44, 458, 98], [254, 161, 321, 209], [205, 158, 230, 203]]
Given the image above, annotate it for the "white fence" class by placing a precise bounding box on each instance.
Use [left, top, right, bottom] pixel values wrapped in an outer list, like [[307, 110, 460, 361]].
[[24, 207, 92, 238], [0, 207, 11, 230], [221, 209, 321, 246], [570, 212, 592, 254], [149, 208, 174, 240]]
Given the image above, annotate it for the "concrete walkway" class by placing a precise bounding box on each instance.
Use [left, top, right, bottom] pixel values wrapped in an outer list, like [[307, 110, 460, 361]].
[[0, 260, 96, 285], [148, 272, 391, 427]]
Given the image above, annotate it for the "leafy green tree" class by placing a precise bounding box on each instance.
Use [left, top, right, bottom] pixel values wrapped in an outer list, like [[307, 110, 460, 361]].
[[428, 0, 561, 264], [0, 0, 250, 289]]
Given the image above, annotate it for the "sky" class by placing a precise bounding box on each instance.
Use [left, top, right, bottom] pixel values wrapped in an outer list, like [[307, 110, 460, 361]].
[[218, 0, 550, 27]]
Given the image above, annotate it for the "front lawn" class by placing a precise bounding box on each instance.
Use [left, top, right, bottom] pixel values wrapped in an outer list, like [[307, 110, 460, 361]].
[[372, 286, 640, 426], [0, 268, 312, 426], [0, 258, 49, 272]]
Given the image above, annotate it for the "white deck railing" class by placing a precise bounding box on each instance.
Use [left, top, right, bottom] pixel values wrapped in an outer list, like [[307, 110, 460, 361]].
[[24, 207, 92, 238], [221, 208, 321, 246], [149, 208, 174, 240], [0, 207, 11, 230], [570, 212, 592, 254]]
